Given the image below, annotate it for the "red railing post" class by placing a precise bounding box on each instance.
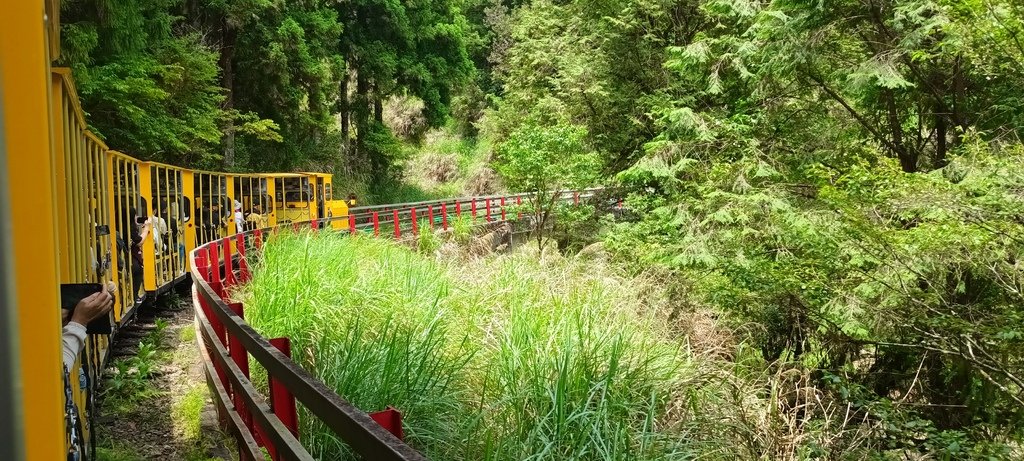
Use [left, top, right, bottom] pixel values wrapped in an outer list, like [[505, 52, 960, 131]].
[[226, 303, 254, 441], [411, 208, 419, 235], [204, 282, 229, 394], [222, 238, 236, 288], [471, 199, 477, 219], [369, 407, 405, 441], [372, 212, 380, 237], [456, 201, 462, 217], [208, 241, 220, 283], [195, 247, 209, 281], [574, 191, 580, 206], [349, 214, 356, 236], [517, 196, 523, 220], [311, 219, 318, 233], [268, 338, 299, 437], [441, 203, 448, 230], [427, 205, 434, 230], [393, 210, 401, 239], [236, 234, 250, 283], [485, 199, 492, 222], [254, 229, 263, 249], [500, 197, 507, 221], [292, 221, 299, 232]]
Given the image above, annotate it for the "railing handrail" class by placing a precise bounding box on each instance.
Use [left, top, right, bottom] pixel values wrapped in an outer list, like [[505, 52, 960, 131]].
[[349, 188, 606, 214]]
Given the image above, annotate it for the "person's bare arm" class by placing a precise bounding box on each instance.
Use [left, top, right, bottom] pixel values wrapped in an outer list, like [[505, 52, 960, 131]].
[[138, 221, 152, 242]]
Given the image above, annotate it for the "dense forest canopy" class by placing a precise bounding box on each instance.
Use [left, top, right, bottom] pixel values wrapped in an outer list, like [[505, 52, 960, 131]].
[[64, 0, 1024, 457]]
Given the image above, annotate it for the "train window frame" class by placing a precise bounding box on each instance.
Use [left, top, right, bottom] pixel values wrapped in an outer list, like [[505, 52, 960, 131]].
[[181, 196, 191, 223]]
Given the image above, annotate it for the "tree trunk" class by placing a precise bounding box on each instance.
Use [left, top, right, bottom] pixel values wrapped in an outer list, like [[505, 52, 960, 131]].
[[884, 89, 916, 173], [935, 109, 948, 168], [220, 18, 237, 170], [339, 64, 350, 171], [374, 92, 384, 125], [951, 54, 968, 146], [187, 0, 201, 28], [355, 68, 371, 177]]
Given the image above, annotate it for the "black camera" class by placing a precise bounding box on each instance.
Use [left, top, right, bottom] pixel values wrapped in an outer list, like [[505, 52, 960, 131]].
[[59, 283, 113, 335]]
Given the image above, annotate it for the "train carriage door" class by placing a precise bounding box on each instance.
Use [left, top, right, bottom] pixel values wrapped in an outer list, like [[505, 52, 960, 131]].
[[266, 177, 277, 227], [315, 175, 326, 222]]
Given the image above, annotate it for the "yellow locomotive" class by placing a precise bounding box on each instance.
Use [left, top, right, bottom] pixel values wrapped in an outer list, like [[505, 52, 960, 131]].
[[0, 3, 348, 459]]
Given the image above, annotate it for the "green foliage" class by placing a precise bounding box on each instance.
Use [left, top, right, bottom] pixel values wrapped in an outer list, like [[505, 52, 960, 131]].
[[608, 142, 1024, 454], [101, 339, 162, 413], [416, 223, 442, 254], [480, 0, 1024, 454], [232, 1, 345, 171], [487, 0, 703, 169], [96, 443, 146, 461], [172, 386, 208, 443], [495, 121, 600, 247], [61, 23, 226, 165], [448, 214, 476, 244]]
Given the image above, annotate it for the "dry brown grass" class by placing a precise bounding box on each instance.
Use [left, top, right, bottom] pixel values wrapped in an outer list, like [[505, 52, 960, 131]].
[[465, 165, 501, 195], [383, 96, 428, 141]]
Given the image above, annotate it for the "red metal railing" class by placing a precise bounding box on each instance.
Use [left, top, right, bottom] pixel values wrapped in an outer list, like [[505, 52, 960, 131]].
[[191, 189, 615, 460]]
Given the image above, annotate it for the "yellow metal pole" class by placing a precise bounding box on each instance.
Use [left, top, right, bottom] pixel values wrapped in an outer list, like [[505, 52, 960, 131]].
[[139, 164, 156, 291], [182, 170, 196, 270], [1, 1, 65, 459]]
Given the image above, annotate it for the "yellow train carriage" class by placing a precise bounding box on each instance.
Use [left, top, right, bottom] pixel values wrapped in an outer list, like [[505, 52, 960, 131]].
[[140, 162, 192, 294], [2, 3, 65, 459], [263, 173, 316, 225], [51, 67, 119, 459], [234, 174, 274, 231], [108, 151, 146, 321], [193, 171, 236, 247], [307, 172, 350, 229], [262, 172, 348, 229]]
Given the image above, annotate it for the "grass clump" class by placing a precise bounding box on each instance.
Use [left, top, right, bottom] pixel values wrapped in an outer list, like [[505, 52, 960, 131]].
[[96, 444, 146, 461], [236, 230, 688, 460], [172, 386, 206, 441]]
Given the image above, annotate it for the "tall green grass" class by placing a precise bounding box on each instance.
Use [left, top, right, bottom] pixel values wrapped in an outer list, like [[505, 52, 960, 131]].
[[236, 231, 688, 460]]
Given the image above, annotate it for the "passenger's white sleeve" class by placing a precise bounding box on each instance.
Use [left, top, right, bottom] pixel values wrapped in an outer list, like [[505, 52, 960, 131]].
[[62, 322, 87, 370]]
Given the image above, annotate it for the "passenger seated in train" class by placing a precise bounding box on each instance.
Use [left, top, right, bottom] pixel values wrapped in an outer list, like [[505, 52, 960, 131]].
[[151, 212, 168, 255], [125, 208, 151, 298], [246, 206, 266, 230], [168, 202, 183, 263], [234, 201, 245, 234]]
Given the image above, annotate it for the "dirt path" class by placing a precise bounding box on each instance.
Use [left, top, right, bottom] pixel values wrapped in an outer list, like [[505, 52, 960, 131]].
[[95, 293, 234, 460]]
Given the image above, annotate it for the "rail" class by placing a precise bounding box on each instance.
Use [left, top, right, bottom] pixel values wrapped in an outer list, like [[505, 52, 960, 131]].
[[191, 189, 617, 460]]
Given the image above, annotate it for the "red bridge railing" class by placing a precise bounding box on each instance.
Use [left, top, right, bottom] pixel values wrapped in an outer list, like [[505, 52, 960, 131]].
[[190, 189, 616, 460]]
